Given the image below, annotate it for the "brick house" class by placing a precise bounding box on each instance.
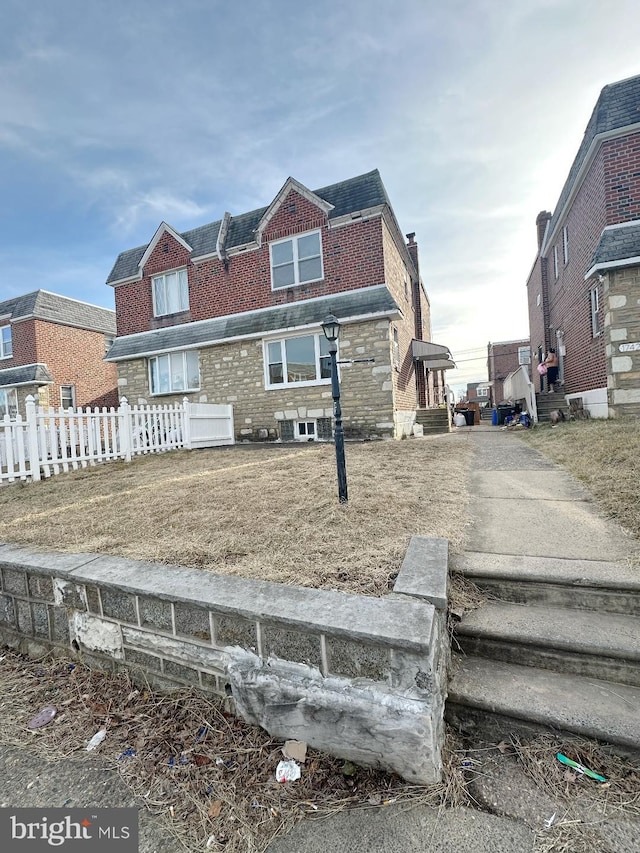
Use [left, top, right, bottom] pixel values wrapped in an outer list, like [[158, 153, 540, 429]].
[[0, 290, 118, 418], [105, 170, 452, 440], [526, 73, 640, 418], [487, 339, 531, 404]]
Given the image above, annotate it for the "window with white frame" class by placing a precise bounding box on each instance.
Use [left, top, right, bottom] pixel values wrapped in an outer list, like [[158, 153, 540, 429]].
[[562, 225, 569, 265], [590, 286, 601, 337], [553, 245, 559, 279], [265, 333, 331, 388], [393, 327, 400, 370], [0, 325, 12, 358], [296, 420, 316, 439], [152, 269, 189, 316], [270, 230, 323, 289], [60, 385, 76, 409], [0, 388, 17, 418], [149, 350, 200, 394], [518, 346, 531, 365], [476, 385, 490, 397]]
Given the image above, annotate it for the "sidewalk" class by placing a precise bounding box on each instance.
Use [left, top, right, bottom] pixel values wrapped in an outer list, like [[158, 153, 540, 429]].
[[1, 425, 637, 852]]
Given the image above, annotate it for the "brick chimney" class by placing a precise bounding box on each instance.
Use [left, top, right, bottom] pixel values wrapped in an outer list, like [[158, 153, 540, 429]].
[[406, 232, 419, 273], [536, 211, 552, 250]]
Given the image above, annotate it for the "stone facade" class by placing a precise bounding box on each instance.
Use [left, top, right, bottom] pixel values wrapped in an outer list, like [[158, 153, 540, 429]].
[[117, 318, 397, 440], [604, 266, 640, 417]]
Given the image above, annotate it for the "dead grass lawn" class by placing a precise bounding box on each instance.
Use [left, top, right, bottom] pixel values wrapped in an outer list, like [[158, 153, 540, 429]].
[[0, 436, 472, 596], [518, 418, 640, 541]]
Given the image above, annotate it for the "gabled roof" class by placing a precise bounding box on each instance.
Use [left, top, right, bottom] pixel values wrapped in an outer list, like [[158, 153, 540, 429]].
[[106, 169, 392, 284], [105, 285, 400, 361], [542, 74, 640, 254], [0, 363, 54, 388], [585, 219, 640, 278], [0, 290, 116, 335]]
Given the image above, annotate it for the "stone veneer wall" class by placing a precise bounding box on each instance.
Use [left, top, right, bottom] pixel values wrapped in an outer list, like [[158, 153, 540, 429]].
[[116, 319, 399, 440], [0, 537, 449, 785], [605, 267, 640, 417]]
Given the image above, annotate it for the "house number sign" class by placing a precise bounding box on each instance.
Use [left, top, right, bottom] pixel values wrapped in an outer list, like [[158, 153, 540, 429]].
[[619, 342, 640, 352]]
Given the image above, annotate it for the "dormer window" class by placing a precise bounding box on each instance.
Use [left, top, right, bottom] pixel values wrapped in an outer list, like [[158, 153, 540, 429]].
[[0, 325, 12, 359], [270, 230, 323, 289], [152, 269, 189, 316]]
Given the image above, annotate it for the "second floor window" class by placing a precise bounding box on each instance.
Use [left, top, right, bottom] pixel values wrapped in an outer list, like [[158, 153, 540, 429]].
[[149, 350, 200, 394], [553, 245, 559, 280], [152, 269, 189, 316], [0, 326, 12, 358], [270, 230, 323, 289], [562, 225, 569, 265], [518, 346, 531, 365], [265, 333, 331, 387]]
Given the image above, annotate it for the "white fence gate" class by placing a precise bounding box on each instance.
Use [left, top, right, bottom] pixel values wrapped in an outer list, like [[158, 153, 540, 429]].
[[0, 396, 234, 486]]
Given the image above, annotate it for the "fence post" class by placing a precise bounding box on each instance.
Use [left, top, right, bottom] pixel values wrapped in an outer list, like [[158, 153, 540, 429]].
[[182, 396, 192, 449], [119, 397, 132, 462], [25, 395, 41, 482]]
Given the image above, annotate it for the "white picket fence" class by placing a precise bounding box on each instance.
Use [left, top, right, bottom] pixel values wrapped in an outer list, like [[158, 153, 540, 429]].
[[0, 395, 234, 485]]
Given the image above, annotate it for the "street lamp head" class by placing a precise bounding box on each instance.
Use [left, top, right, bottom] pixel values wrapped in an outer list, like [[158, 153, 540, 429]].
[[321, 313, 341, 343]]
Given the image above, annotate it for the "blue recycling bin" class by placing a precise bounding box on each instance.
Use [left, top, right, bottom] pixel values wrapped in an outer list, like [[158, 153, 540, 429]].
[[491, 408, 498, 426]]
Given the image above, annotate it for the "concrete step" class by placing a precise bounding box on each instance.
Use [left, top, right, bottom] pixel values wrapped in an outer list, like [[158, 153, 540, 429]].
[[456, 602, 640, 687], [446, 655, 640, 752], [452, 552, 640, 615]]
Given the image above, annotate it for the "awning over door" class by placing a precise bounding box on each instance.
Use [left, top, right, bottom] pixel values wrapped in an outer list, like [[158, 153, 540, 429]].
[[411, 339, 456, 370]]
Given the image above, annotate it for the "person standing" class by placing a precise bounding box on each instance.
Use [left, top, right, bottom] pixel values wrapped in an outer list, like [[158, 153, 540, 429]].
[[544, 347, 559, 393]]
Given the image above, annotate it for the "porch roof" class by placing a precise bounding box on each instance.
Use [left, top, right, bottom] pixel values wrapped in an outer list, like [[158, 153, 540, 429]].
[[585, 220, 640, 278], [106, 285, 401, 361], [411, 339, 456, 370], [0, 363, 54, 388]]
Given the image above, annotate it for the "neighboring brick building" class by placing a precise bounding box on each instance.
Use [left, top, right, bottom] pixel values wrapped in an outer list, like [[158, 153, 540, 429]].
[[0, 290, 118, 417], [526, 73, 640, 417], [106, 170, 452, 440], [487, 339, 531, 404]]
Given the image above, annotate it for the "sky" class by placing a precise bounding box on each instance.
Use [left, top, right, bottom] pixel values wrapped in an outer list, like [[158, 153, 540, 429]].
[[2, 0, 640, 398]]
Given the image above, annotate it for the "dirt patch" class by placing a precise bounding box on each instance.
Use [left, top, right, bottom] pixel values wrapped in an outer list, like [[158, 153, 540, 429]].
[[0, 437, 472, 596]]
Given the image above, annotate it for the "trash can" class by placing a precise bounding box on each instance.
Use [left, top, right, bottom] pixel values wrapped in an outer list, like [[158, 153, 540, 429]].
[[497, 405, 515, 426], [463, 409, 475, 426], [491, 408, 498, 426]]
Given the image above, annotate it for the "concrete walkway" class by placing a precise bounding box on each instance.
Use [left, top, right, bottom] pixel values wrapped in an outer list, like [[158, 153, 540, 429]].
[[1, 425, 637, 852]]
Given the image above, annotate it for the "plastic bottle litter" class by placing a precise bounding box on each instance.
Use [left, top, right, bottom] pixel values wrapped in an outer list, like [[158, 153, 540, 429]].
[[275, 759, 301, 783], [86, 729, 107, 751]]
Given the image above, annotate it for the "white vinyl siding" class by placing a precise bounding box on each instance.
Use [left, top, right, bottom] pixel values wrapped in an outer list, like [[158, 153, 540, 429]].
[[265, 333, 332, 388], [270, 230, 323, 289], [152, 269, 189, 316], [0, 326, 12, 359], [149, 350, 200, 394]]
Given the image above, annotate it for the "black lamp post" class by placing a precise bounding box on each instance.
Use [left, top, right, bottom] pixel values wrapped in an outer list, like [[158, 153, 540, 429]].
[[321, 313, 348, 504]]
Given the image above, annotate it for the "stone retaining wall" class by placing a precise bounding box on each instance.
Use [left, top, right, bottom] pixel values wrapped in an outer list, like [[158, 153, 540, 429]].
[[0, 537, 449, 784]]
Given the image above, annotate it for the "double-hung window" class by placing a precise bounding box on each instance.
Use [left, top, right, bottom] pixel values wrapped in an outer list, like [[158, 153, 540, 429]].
[[149, 350, 200, 394], [553, 245, 559, 280], [0, 388, 17, 418], [0, 326, 12, 358], [60, 385, 76, 409], [518, 346, 531, 365], [265, 333, 331, 388], [562, 225, 569, 265], [152, 269, 189, 316], [270, 230, 323, 289]]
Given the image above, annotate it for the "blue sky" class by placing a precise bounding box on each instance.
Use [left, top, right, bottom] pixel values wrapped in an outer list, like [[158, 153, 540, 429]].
[[2, 0, 640, 395]]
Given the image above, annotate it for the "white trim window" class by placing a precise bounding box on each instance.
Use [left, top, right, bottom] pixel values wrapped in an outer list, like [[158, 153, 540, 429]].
[[149, 350, 200, 394], [265, 332, 331, 388], [0, 388, 17, 418], [270, 230, 323, 289], [152, 268, 189, 316], [296, 420, 317, 440], [590, 287, 601, 337], [562, 225, 569, 265], [60, 385, 76, 409], [392, 327, 400, 370], [518, 346, 531, 365], [0, 325, 12, 359], [553, 245, 559, 280]]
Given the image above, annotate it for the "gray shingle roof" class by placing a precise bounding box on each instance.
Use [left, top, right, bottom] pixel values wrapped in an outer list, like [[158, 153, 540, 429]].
[[588, 222, 640, 271], [544, 74, 640, 252], [0, 290, 115, 335], [106, 285, 399, 361], [0, 363, 54, 388], [106, 170, 390, 284]]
